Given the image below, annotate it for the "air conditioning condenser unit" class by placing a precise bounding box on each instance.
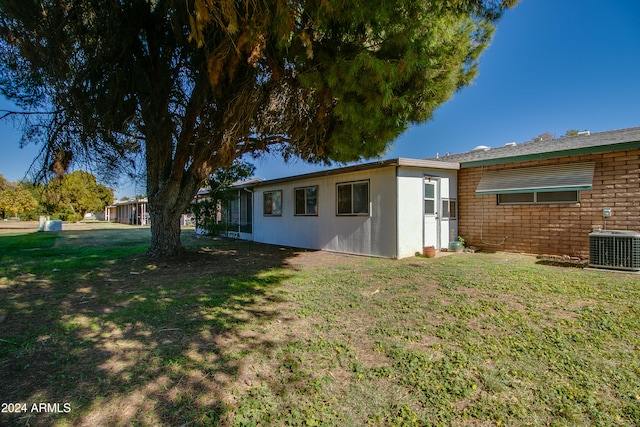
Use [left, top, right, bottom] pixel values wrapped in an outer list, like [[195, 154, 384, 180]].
[[589, 230, 640, 272]]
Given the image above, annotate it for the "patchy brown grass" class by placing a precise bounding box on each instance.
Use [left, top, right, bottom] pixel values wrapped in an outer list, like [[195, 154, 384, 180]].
[[1, 224, 639, 426], [0, 223, 357, 426]]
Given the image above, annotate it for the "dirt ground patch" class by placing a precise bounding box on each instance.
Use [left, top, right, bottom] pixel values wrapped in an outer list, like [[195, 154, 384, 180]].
[[0, 220, 40, 233], [0, 220, 145, 234], [283, 249, 367, 270]]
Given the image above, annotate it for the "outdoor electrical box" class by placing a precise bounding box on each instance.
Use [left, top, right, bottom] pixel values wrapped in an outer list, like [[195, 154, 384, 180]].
[[602, 208, 611, 218]]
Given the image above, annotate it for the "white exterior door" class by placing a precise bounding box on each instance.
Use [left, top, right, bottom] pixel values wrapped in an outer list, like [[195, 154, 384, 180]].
[[423, 177, 440, 249]]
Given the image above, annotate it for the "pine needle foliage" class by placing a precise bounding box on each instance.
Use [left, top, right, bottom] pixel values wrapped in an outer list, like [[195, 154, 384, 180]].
[[0, 0, 517, 255]]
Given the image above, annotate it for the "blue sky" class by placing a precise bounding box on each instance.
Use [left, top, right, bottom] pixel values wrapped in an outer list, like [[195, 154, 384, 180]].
[[1, 0, 639, 198]]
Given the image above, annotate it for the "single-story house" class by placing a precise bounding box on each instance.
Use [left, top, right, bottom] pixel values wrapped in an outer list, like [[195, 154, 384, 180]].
[[198, 158, 460, 259], [201, 126, 640, 260], [104, 198, 150, 225], [105, 198, 194, 226]]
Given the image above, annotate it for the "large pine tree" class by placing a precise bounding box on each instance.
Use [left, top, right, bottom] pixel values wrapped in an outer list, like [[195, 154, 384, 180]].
[[0, 0, 517, 256]]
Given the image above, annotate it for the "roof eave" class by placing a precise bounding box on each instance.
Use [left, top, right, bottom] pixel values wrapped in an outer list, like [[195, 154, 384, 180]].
[[252, 158, 459, 187], [397, 157, 460, 170]]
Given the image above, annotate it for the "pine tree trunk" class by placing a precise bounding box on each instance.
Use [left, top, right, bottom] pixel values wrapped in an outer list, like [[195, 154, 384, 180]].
[[147, 199, 183, 258], [143, 93, 208, 258], [145, 167, 203, 257]]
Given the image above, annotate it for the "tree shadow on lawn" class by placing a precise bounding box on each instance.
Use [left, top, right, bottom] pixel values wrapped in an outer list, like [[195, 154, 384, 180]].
[[0, 229, 304, 426]]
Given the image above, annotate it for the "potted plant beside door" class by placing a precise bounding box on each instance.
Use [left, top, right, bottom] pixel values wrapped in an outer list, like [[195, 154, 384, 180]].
[[423, 246, 437, 258], [449, 236, 465, 253]]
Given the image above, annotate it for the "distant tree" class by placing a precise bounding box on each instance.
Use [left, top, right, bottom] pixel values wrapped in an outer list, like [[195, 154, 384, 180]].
[[15, 180, 47, 220], [0, 174, 38, 219], [192, 160, 255, 235], [42, 171, 113, 221], [0, 0, 518, 256], [531, 132, 555, 143]]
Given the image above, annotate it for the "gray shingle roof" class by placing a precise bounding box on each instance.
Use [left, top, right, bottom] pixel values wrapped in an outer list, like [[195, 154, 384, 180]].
[[430, 126, 640, 166]]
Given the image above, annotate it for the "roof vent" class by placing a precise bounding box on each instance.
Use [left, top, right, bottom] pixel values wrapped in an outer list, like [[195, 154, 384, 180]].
[[577, 130, 590, 136], [471, 145, 490, 152], [504, 142, 517, 147]]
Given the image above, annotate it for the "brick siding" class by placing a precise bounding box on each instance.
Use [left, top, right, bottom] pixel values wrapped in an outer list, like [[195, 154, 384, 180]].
[[458, 149, 640, 258]]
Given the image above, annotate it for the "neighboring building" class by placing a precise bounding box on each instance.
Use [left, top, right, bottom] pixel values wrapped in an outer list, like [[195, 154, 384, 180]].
[[433, 126, 640, 259], [84, 211, 105, 221], [104, 198, 194, 227], [104, 198, 150, 225]]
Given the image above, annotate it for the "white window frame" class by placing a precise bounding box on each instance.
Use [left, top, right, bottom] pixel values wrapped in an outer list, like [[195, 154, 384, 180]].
[[424, 181, 437, 215]]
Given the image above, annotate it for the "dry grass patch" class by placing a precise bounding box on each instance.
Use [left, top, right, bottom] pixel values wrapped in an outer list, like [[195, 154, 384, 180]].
[[1, 225, 639, 426]]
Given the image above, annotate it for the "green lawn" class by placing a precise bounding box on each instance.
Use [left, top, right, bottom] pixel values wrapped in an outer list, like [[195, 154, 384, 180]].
[[1, 226, 639, 426]]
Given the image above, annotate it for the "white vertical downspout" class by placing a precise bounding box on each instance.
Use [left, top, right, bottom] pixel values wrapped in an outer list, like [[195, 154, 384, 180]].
[[395, 166, 400, 259]]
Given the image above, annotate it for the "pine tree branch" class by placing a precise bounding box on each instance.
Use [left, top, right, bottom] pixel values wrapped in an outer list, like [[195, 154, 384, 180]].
[[0, 109, 57, 120]]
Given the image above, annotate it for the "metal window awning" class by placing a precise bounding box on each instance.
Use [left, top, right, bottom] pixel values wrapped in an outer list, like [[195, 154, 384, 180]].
[[476, 162, 595, 195]]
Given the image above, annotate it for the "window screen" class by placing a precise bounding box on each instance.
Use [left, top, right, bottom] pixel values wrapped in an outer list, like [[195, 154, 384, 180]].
[[295, 186, 318, 215], [424, 182, 436, 215], [337, 181, 369, 215], [498, 191, 579, 205], [442, 199, 457, 219], [263, 190, 282, 215]]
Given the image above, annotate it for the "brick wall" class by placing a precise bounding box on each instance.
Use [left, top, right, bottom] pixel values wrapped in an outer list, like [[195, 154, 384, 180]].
[[458, 149, 640, 258]]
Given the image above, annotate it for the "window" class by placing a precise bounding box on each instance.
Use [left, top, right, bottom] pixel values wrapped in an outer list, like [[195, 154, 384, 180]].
[[424, 182, 436, 215], [263, 190, 282, 216], [536, 191, 579, 203], [498, 193, 534, 204], [295, 186, 318, 215], [337, 181, 369, 215], [497, 190, 579, 205], [442, 199, 457, 219]]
